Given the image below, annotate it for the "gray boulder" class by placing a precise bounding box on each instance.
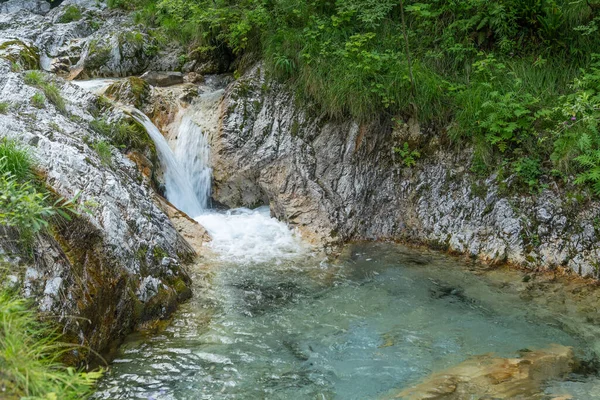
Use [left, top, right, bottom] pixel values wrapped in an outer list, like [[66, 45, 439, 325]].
[[141, 71, 184, 87]]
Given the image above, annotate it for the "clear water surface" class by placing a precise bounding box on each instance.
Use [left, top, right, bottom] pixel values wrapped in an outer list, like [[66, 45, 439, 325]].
[[94, 209, 595, 400]]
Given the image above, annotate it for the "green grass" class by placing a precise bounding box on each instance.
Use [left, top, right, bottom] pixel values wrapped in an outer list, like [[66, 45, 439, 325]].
[[42, 82, 66, 114], [0, 288, 102, 399], [31, 92, 45, 109], [23, 71, 67, 113], [23, 70, 44, 87], [0, 138, 33, 182], [91, 140, 112, 166]]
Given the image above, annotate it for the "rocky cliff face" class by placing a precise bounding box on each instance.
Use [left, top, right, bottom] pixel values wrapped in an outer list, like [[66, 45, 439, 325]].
[[213, 65, 600, 278], [0, 3, 201, 362]]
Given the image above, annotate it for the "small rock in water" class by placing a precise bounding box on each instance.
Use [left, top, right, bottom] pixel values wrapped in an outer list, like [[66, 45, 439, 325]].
[[140, 71, 184, 87]]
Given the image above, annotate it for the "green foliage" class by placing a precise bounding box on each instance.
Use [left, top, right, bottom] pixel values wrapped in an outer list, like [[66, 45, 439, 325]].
[[23, 71, 67, 113], [91, 140, 113, 166], [551, 54, 600, 193], [23, 70, 44, 86], [123, 0, 600, 194], [0, 141, 77, 242], [514, 156, 542, 189], [58, 5, 82, 23], [42, 82, 67, 114], [31, 92, 45, 108], [86, 40, 112, 70], [0, 172, 57, 234], [0, 289, 102, 399], [0, 138, 33, 182], [90, 118, 157, 158], [0, 101, 9, 114], [394, 142, 421, 167]]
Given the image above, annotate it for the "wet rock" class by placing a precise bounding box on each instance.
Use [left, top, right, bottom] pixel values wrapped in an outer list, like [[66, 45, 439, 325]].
[[140, 71, 184, 87], [0, 59, 195, 362], [388, 344, 575, 399], [212, 63, 600, 277], [105, 76, 151, 109]]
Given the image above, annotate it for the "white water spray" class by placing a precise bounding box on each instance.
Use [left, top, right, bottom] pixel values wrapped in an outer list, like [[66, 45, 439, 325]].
[[76, 79, 308, 262], [129, 110, 204, 217], [173, 115, 212, 209]]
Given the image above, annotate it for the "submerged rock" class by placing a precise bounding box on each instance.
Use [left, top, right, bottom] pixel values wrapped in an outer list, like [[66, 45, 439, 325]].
[[389, 344, 575, 399]]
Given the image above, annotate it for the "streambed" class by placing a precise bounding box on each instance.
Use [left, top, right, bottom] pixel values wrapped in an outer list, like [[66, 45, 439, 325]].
[[94, 209, 600, 400]]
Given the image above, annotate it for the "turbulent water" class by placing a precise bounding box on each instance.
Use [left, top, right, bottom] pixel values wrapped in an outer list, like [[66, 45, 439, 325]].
[[130, 110, 204, 216]]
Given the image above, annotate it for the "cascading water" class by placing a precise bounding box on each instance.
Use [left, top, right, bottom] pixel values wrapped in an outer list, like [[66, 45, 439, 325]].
[[75, 77, 306, 261], [173, 115, 212, 209], [129, 109, 204, 217]]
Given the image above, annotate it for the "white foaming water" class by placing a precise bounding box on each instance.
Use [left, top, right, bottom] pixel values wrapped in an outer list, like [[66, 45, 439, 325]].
[[173, 115, 212, 209], [72, 79, 118, 95], [76, 78, 308, 263], [129, 109, 204, 217], [195, 207, 308, 264]]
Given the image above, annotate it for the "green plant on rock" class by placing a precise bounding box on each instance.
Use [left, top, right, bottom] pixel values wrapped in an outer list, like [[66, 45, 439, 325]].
[[24, 70, 44, 86], [0, 140, 78, 243], [91, 140, 113, 166], [0, 289, 102, 399], [514, 156, 542, 190], [89, 118, 157, 159], [552, 54, 600, 193], [31, 92, 45, 108], [0, 101, 10, 114], [42, 82, 67, 114], [86, 39, 112, 71], [58, 5, 83, 23], [0, 138, 33, 182], [394, 142, 421, 167], [23, 71, 67, 113]]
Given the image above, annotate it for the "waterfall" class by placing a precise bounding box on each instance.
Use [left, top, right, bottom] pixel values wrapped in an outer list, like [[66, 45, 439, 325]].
[[129, 109, 204, 217], [173, 115, 212, 209]]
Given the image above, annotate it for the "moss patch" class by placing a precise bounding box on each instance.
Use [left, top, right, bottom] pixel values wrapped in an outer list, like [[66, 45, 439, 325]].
[[0, 40, 40, 70]]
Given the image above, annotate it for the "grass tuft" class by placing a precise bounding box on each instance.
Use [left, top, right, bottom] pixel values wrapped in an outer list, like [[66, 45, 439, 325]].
[[0, 138, 33, 182], [0, 288, 102, 399]]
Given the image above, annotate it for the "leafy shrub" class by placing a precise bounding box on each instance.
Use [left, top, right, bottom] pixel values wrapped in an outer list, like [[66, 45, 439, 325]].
[[0, 289, 102, 399], [31, 92, 45, 108], [394, 142, 421, 167], [58, 5, 82, 23], [552, 54, 600, 193], [514, 156, 542, 189]]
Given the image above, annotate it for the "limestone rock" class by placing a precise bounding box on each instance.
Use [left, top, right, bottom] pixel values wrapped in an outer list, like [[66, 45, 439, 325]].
[[140, 71, 184, 87], [0, 59, 195, 362], [212, 63, 600, 277], [390, 344, 574, 399]]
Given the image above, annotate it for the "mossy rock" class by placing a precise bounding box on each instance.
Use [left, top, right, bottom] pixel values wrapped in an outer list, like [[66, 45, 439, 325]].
[[0, 39, 40, 70], [105, 77, 150, 109], [84, 39, 112, 72]]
